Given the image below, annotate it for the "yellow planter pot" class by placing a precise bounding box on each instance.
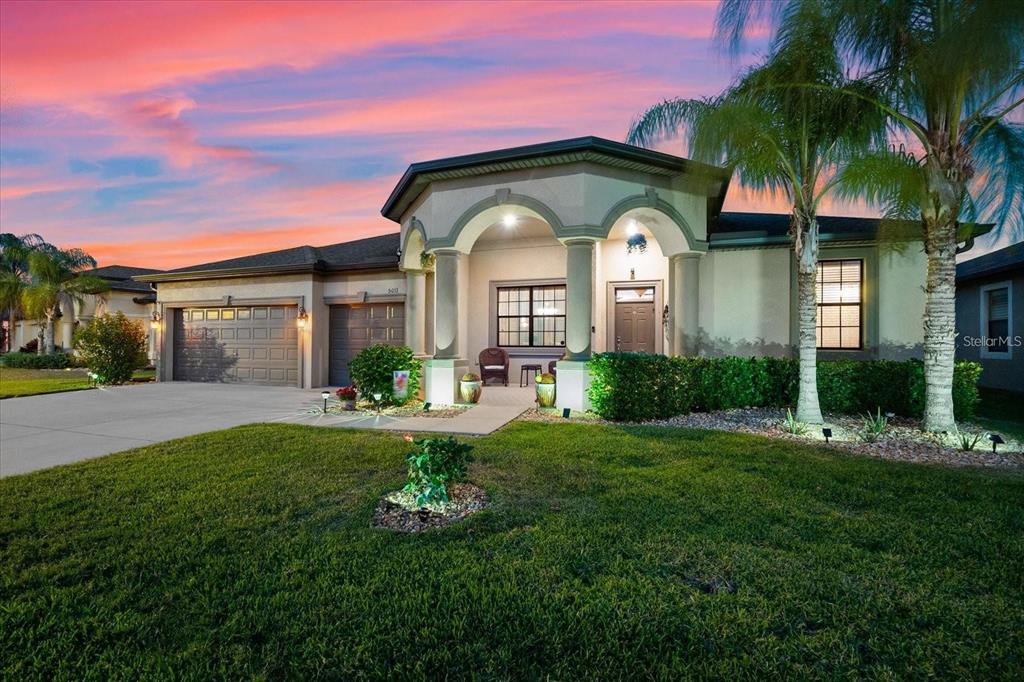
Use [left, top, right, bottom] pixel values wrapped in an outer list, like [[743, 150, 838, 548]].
[[459, 380, 482, 404], [536, 382, 556, 407]]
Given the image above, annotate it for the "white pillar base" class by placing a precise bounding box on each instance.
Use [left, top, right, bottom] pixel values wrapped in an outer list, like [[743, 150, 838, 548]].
[[555, 360, 591, 412], [424, 358, 468, 406]]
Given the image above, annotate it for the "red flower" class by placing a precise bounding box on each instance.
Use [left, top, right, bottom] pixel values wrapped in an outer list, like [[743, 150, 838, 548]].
[[336, 386, 357, 400]]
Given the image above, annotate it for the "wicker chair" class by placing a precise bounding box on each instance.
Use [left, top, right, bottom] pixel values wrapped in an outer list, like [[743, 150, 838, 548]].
[[478, 347, 510, 386]]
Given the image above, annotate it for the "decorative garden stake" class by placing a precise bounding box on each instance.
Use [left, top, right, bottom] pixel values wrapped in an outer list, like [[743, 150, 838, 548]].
[[626, 233, 647, 254]]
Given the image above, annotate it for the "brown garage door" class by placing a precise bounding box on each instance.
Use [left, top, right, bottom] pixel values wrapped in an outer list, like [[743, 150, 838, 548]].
[[329, 302, 404, 386], [173, 305, 299, 386]]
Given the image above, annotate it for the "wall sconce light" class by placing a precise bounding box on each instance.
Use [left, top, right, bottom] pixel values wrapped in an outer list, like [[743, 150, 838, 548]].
[[297, 307, 308, 329], [150, 311, 163, 330]]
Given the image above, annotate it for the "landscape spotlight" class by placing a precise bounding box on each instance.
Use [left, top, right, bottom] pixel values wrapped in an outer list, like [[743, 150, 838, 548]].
[[988, 432, 1005, 453], [822, 427, 832, 444], [562, 408, 571, 419], [321, 391, 330, 414], [423, 402, 431, 412]]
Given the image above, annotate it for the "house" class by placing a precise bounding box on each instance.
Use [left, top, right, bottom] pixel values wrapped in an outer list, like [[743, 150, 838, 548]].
[[136, 137, 990, 410], [11, 264, 161, 360], [955, 242, 1024, 392]]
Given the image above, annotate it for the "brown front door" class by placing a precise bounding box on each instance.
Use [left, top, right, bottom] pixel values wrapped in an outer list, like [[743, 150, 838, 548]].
[[328, 302, 405, 385], [614, 287, 656, 353]]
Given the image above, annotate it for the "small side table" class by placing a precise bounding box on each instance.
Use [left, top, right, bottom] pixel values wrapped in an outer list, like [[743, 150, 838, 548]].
[[520, 363, 542, 387]]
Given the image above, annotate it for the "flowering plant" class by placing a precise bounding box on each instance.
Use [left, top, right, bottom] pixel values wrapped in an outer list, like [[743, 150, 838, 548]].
[[336, 386, 357, 400]]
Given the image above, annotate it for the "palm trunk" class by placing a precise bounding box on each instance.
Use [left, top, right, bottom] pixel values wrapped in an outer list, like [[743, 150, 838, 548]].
[[795, 215, 823, 424], [922, 216, 958, 432]]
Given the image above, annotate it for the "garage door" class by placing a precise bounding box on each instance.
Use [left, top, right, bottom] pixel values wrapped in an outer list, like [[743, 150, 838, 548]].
[[173, 305, 299, 386], [329, 302, 404, 386]]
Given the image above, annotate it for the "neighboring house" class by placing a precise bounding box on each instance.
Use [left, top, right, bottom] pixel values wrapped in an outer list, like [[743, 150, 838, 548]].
[[955, 242, 1024, 392], [136, 137, 991, 409], [12, 264, 162, 360]]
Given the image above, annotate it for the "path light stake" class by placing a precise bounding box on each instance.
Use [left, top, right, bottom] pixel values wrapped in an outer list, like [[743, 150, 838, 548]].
[[321, 391, 330, 414], [373, 392, 383, 416], [988, 433, 1005, 453], [822, 428, 832, 444]]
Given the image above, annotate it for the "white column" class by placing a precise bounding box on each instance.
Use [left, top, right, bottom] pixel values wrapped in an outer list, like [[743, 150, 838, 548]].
[[424, 250, 466, 405], [405, 269, 427, 356], [433, 250, 460, 359], [558, 238, 596, 412], [564, 239, 595, 361], [669, 253, 701, 356], [60, 299, 75, 352]]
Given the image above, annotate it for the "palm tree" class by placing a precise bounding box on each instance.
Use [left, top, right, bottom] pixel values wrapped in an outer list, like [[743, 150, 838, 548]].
[[21, 248, 108, 354], [716, 0, 1024, 432], [627, 6, 885, 424], [0, 233, 50, 352]]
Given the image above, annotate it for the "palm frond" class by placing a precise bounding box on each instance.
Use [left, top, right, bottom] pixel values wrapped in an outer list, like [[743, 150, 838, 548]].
[[967, 118, 1024, 239], [626, 98, 712, 152]]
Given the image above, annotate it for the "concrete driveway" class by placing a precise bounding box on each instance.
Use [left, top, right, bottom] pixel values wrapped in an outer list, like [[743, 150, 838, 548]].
[[0, 383, 323, 477]]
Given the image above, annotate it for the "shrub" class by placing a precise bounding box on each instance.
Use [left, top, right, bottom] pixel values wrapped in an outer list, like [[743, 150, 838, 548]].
[[73, 312, 147, 384], [0, 351, 71, 369], [586, 353, 982, 422], [859, 408, 889, 443], [403, 436, 474, 507], [348, 344, 421, 406], [781, 408, 810, 435]]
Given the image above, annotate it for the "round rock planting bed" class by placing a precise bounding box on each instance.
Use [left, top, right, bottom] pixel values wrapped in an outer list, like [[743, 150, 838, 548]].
[[372, 483, 489, 533]]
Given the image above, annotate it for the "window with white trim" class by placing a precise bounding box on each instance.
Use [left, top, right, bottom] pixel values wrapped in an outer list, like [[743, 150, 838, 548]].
[[981, 282, 1011, 357], [816, 259, 862, 350], [496, 284, 566, 348]]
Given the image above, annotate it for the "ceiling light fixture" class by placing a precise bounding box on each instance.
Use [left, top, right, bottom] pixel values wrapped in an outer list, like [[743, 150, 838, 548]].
[[502, 214, 516, 228]]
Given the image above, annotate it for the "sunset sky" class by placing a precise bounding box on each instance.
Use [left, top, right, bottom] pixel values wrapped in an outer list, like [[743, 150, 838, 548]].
[[1, 0, 999, 270]]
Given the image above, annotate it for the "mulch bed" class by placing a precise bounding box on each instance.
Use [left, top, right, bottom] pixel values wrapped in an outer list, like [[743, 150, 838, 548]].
[[371, 483, 489, 533], [516, 407, 1023, 469]]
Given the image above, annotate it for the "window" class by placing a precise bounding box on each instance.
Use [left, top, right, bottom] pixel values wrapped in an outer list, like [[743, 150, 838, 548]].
[[496, 284, 566, 347], [981, 282, 1011, 357], [816, 259, 862, 349]]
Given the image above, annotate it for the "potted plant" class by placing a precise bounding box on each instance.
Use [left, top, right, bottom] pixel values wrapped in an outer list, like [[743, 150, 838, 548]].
[[535, 372, 556, 407], [336, 386, 357, 411], [459, 372, 482, 403]]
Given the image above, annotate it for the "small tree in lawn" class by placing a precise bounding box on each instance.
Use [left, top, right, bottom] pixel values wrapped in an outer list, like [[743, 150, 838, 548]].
[[74, 312, 148, 384]]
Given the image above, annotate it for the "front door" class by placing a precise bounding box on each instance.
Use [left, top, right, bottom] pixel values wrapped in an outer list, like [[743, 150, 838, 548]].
[[614, 286, 656, 353]]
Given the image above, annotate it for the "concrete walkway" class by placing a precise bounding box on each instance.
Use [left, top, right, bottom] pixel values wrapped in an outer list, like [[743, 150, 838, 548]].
[[376, 385, 535, 436]]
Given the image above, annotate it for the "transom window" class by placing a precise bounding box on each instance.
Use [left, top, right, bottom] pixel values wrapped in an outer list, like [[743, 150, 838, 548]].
[[496, 285, 566, 347], [816, 259, 862, 350]]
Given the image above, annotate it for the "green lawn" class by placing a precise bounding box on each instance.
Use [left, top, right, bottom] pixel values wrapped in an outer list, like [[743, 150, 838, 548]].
[[0, 367, 92, 398], [2, 423, 1022, 679], [0, 367, 155, 399]]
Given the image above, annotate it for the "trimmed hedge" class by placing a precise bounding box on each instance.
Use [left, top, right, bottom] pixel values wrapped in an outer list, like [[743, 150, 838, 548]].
[[587, 353, 982, 422], [0, 351, 72, 369]]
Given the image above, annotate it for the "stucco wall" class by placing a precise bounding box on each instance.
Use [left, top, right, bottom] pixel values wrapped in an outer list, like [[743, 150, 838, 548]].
[[956, 270, 1024, 392], [698, 248, 793, 357], [594, 238, 669, 353], [401, 163, 708, 257], [877, 246, 927, 357]]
